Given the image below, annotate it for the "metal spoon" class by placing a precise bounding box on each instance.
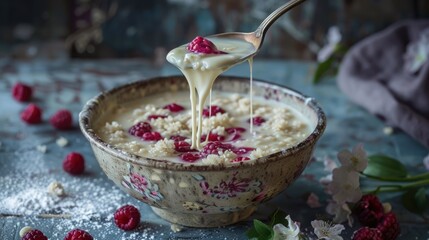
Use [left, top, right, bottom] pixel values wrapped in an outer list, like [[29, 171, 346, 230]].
[[208, 0, 306, 65]]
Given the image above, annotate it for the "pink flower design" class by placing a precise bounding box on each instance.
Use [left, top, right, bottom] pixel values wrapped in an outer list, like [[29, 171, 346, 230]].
[[194, 172, 262, 200], [122, 164, 164, 202]]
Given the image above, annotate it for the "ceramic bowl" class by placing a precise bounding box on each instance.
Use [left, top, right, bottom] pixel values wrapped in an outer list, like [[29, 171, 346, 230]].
[[79, 76, 326, 227]]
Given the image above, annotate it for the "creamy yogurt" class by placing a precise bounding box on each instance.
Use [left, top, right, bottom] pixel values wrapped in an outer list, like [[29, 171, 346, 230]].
[[98, 91, 311, 165]]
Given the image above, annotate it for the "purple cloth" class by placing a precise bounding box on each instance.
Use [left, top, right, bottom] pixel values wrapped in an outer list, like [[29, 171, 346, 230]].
[[338, 20, 429, 148]]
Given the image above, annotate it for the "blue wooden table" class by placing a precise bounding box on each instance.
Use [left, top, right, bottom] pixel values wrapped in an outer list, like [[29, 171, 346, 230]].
[[0, 59, 428, 239]]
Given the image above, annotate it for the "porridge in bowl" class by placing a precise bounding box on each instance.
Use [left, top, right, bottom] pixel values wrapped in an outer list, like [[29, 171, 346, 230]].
[[80, 76, 326, 227], [97, 91, 311, 165]]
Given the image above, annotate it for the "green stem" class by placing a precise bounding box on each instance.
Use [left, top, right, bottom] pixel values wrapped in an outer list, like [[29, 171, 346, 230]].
[[363, 178, 429, 194], [362, 172, 429, 182]]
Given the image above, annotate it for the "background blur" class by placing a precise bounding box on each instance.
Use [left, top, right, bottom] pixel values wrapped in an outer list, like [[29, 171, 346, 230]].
[[0, 0, 428, 61]]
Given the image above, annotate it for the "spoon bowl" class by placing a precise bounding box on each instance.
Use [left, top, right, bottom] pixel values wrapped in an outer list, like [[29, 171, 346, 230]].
[[208, 0, 306, 64]]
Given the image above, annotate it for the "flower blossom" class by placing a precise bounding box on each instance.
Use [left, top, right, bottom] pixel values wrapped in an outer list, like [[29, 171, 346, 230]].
[[317, 26, 342, 62], [337, 143, 368, 172], [326, 200, 354, 226], [328, 166, 362, 204], [272, 215, 301, 240], [311, 220, 345, 240]]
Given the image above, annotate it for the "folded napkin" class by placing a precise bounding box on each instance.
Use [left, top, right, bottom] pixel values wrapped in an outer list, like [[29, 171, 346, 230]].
[[338, 20, 429, 148]]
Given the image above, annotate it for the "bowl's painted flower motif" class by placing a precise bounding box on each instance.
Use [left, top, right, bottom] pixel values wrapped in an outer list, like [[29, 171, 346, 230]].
[[121, 164, 164, 202], [194, 172, 262, 200]]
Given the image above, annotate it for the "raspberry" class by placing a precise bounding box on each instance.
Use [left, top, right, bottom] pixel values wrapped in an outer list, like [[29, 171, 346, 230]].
[[170, 135, 187, 141], [12, 82, 32, 102], [201, 133, 225, 142], [187, 36, 225, 54], [225, 127, 246, 141], [21, 229, 48, 240], [63, 152, 85, 175], [50, 109, 73, 130], [64, 229, 93, 240], [232, 157, 250, 162], [225, 127, 246, 134], [174, 141, 195, 152], [142, 132, 162, 141], [232, 147, 255, 155], [114, 205, 141, 231], [128, 122, 152, 137], [377, 212, 400, 240], [201, 141, 233, 156], [352, 227, 383, 240], [147, 114, 167, 120], [202, 105, 225, 117], [21, 104, 42, 124], [163, 103, 184, 112], [180, 152, 201, 162], [249, 116, 266, 126], [354, 194, 385, 227]]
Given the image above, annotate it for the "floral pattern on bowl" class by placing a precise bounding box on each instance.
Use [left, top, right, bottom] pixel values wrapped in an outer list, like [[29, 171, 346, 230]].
[[121, 163, 164, 203], [194, 172, 263, 200]]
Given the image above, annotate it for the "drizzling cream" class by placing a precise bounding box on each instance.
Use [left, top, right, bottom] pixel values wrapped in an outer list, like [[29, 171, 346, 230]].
[[166, 37, 255, 149]]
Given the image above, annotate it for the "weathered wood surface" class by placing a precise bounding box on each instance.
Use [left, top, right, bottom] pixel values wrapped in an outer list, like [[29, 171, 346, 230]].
[[0, 59, 427, 239]]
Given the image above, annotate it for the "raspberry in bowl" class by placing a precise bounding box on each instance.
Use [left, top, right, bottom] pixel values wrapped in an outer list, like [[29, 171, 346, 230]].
[[79, 76, 326, 227]]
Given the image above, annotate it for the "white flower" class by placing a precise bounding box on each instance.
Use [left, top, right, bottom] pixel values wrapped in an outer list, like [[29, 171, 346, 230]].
[[323, 156, 338, 172], [317, 26, 342, 62], [326, 201, 354, 226], [328, 167, 362, 204], [311, 220, 345, 240], [272, 215, 301, 240], [337, 144, 368, 172], [319, 174, 333, 185], [319, 156, 338, 185]]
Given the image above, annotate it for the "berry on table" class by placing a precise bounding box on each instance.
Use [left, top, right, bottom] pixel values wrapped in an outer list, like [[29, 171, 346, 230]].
[[354, 194, 385, 227], [12, 82, 33, 102], [114, 205, 141, 231], [21, 229, 48, 240], [50, 109, 73, 130], [21, 104, 42, 124], [377, 212, 400, 240], [63, 152, 85, 175], [352, 227, 383, 240], [64, 229, 93, 240]]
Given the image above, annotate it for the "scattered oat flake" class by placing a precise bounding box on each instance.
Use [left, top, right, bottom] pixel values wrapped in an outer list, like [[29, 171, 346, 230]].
[[47, 181, 66, 197], [56, 136, 68, 147], [19, 226, 33, 237], [36, 145, 47, 153]]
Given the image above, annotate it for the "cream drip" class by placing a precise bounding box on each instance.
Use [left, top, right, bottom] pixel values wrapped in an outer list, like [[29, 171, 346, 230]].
[[167, 37, 255, 149]]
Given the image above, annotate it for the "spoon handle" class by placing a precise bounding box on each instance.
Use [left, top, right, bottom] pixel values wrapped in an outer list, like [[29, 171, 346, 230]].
[[255, 0, 306, 38]]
